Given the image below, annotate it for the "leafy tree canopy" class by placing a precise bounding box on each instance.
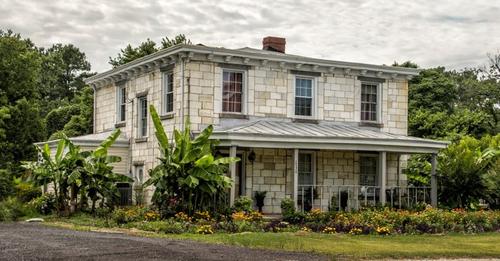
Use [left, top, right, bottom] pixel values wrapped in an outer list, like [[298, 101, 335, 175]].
[[109, 34, 191, 68]]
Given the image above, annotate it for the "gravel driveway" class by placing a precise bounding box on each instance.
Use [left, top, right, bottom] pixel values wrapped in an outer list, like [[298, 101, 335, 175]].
[[0, 223, 328, 261]]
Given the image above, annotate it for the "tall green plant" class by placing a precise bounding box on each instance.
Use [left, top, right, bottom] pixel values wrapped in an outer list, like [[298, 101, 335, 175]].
[[24, 129, 130, 215], [144, 105, 239, 215], [438, 135, 500, 208]]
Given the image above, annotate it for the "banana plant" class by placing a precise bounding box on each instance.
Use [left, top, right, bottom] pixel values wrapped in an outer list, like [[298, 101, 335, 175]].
[[24, 129, 131, 215], [81, 129, 132, 213], [145, 105, 239, 215]]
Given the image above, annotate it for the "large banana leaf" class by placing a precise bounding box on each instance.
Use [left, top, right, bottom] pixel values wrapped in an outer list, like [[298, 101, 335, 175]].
[[149, 105, 169, 153]]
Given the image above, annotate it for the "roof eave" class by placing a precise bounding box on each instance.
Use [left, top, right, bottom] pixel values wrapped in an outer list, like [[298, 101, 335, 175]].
[[85, 44, 420, 87]]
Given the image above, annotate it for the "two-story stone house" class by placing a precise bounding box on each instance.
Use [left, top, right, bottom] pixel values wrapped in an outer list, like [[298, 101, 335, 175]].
[[66, 37, 446, 213]]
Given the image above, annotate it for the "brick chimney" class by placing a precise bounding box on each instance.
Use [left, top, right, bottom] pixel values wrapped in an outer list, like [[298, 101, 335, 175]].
[[262, 36, 286, 53]]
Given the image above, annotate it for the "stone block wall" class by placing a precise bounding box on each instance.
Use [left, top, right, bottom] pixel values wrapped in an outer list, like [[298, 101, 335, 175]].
[[243, 148, 406, 214]]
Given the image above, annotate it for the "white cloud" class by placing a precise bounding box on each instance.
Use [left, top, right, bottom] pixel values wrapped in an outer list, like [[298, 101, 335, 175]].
[[1, 0, 499, 72]]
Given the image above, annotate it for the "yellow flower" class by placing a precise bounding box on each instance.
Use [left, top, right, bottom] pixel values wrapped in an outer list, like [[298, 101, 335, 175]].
[[174, 212, 192, 222], [322, 226, 336, 234], [196, 225, 214, 234], [375, 226, 391, 235], [301, 227, 312, 232], [349, 227, 362, 235], [231, 211, 248, 222]]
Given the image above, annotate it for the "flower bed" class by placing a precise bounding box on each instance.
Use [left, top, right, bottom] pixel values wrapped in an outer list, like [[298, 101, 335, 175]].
[[102, 205, 500, 236]]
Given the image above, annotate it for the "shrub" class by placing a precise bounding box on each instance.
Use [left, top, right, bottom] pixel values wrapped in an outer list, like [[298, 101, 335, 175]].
[[233, 196, 253, 212], [280, 198, 296, 217], [28, 193, 56, 215], [111, 206, 147, 224], [15, 182, 41, 203], [144, 210, 160, 221], [0, 170, 14, 201], [0, 197, 35, 221]]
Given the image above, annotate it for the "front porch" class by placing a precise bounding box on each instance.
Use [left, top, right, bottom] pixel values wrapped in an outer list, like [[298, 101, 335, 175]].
[[212, 120, 447, 214]]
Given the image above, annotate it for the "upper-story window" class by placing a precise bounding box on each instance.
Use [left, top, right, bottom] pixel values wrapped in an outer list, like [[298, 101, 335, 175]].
[[162, 72, 174, 114], [222, 70, 243, 113], [138, 96, 148, 137], [117, 86, 126, 122], [295, 77, 314, 116], [361, 83, 378, 122]]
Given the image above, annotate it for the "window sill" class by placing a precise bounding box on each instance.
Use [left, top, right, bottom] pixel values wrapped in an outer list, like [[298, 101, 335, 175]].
[[219, 113, 248, 119], [134, 137, 148, 143], [359, 121, 384, 128], [160, 113, 175, 120], [292, 118, 319, 124], [115, 122, 126, 128]]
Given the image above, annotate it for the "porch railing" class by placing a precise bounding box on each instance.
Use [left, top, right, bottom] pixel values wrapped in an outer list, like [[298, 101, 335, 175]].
[[298, 185, 431, 212]]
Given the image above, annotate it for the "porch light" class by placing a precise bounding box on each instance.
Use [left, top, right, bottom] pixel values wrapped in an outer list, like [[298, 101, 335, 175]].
[[248, 150, 256, 163]]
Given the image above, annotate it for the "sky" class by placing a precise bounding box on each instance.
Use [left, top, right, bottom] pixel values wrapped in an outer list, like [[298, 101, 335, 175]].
[[1, 0, 499, 73]]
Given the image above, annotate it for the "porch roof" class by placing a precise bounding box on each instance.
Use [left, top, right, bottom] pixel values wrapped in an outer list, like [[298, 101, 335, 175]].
[[35, 130, 129, 148], [211, 120, 448, 153]]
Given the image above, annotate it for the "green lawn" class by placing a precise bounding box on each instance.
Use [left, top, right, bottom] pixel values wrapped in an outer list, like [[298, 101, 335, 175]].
[[162, 232, 500, 259], [45, 220, 500, 259]]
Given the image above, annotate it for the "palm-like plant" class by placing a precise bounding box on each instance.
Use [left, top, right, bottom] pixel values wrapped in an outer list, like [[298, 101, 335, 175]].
[[144, 105, 239, 215], [25, 129, 131, 215], [439, 135, 500, 208], [80, 129, 132, 213]]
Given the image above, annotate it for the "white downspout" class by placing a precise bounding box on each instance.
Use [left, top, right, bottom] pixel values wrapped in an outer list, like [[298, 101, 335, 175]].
[[180, 57, 185, 130], [92, 85, 97, 134]]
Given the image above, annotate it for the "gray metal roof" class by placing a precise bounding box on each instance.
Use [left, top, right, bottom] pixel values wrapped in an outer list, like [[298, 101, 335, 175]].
[[35, 130, 129, 148], [212, 120, 448, 153]]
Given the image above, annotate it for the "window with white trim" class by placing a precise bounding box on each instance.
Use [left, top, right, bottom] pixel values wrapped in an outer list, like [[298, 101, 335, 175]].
[[359, 156, 377, 186], [135, 165, 144, 185], [295, 77, 313, 116], [117, 86, 126, 122], [361, 83, 378, 122], [222, 70, 243, 113], [162, 72, 174, 114], [138, 96, 148, 137]]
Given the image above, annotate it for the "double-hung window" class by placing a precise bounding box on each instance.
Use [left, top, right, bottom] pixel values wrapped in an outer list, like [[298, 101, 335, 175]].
[[222, 70, 243, 113], [361, 83, 378, 122], [163, 72, 174, 114], [295, 77, 313, 116], [359, 156, 377, 186], [117, 86, 126, 122], [138, 96, 148, 137]]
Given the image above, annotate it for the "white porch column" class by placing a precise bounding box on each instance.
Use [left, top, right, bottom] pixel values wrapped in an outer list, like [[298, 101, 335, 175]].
[[430, 153, 438, 207], [379, 151, 387, 205], [293, 148, 299, 210], [229, 145, 237, 206]]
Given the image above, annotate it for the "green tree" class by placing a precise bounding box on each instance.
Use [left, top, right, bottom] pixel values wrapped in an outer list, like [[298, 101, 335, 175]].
[[409, 67, 456, 113], [144, 105, 239, 216], [109, 34, 191, 67], [0, 30, 41, 106], [160, 34, 191, 49], [39, 44, 91, 102], [0, 99, 45, 171], [392, 60, 419, 68]]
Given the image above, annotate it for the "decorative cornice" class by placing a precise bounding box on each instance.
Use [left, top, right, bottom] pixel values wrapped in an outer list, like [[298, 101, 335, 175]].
[[85, 44, 420, 88]]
